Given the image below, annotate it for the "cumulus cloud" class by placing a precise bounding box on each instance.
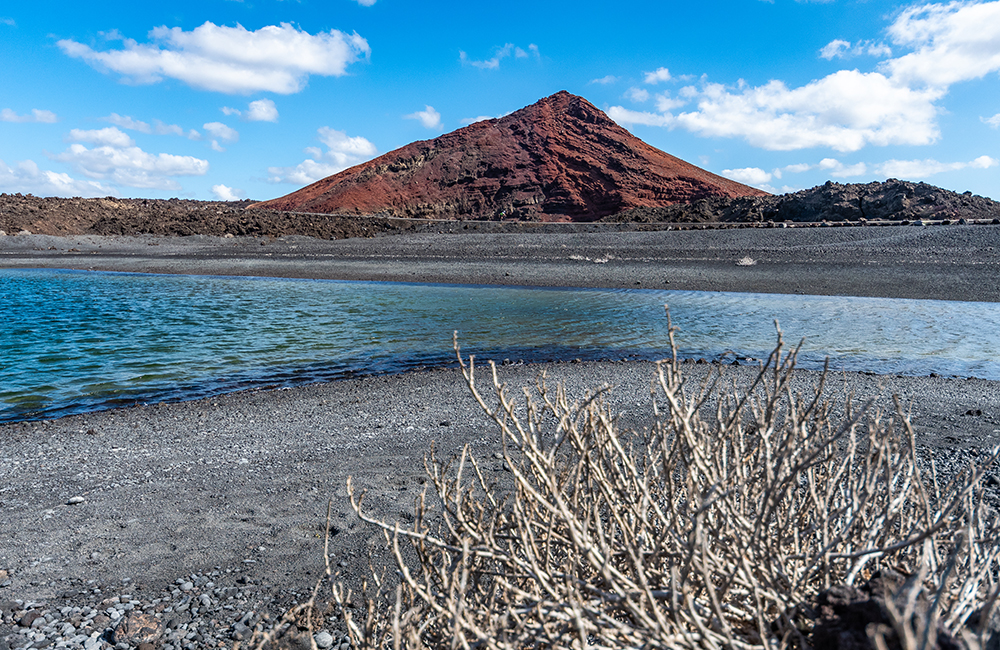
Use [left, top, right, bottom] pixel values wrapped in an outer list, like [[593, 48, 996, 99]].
[[882, 0, 1000, 88], [221, 99, 279, 122], [267, 127, 377, 185], [590, 75, 618, 85], [460, 43, 538, 69], [876, 155, 998, 178], [52, 131, 209, 191], [103, 113, 200, 139], [0, 158, 113, 197], [211, 184, 245, 200], [611, 70, 943, 152], [722, 167, 772, 185], [246, 99, 278, 122], [1, 108, 58, 123], [608, 1, 1000, 154], [353, 0, 376, 5], [644, 67, 672, 84], [203, 122, 238, 151], [625, 87, 650, 103], [67, 127, 135, 148], [820, 39, 892, 60], [104, 113, 151, 133], [606, 106, 675, 127], [983, 113, 1000, 128], [404, 105, 442, 129], [57, 21, 370, 95]]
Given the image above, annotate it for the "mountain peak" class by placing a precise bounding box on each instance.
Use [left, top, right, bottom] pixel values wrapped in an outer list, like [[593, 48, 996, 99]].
[[254, 92, 768, 221]]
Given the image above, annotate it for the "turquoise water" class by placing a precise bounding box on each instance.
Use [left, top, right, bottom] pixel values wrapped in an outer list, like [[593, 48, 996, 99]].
[[2, 268, 999, 422]]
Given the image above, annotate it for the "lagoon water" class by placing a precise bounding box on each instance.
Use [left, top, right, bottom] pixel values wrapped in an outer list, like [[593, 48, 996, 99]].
[[2, 268, 999, 423]]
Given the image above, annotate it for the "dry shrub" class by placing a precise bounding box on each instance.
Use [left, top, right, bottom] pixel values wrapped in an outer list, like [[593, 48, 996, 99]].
[[323, 324, 998, 650]]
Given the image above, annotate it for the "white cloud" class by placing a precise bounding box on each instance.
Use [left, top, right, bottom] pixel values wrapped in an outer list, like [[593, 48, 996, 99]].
[[625, 87, 650, 103], [268, 127, 377, 185], [820, 39, 892, 60], [246, 98, 278, 122], [818, 158, 869, 177], [655, 92, 687, 112], [820, 39, 852, 60], [0, 158, 113, 197], [353, 0, 376, 5], [221, 106, 241, 117], [203, 122, 239, 152], [983, 113, 1000, 128], [1, 108, 58, 123], [211, 184, 245, 200], [459, 115, 495, 125], [404, 105, 442, 129], [67, 127, 135, 148], [103, 113, 198, 138], [722, 167, 772, 185], [883, 0, 1000, 88], [607, 106, 675, 127], [317, 127, 377, 165], [590, 75, 618, 85], [876, 155, 999, 178], [608, 1, 1000, 155], [57, 21, 370, 95], [52, 137, 209, 191], [0, 18, 14, 27], [155, 120, 200, 138], [104, 113, 152, 133], [644, 67, 672, 84], [460, 43, 537, 70], [611, 70, 943, 152]]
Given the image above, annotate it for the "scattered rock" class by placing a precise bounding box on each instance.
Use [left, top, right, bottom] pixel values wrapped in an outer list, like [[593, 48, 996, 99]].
[[18, 611, 43, 628], [66, 496, 85, 505], [314, 631, 334, 648], [112, 612, 164, 645]]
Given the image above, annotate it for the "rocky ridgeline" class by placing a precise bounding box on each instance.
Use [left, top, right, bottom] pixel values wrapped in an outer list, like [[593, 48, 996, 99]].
[[0, 571, 349, 650], [0, 194, 404, 240], [610, 179, 1000, 225], [2, 179, 999, 242]]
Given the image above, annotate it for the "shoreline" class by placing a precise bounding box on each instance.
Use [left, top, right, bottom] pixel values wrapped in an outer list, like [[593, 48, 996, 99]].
[[3, 226, 1000, 648], [2, 224, 1000, 302]]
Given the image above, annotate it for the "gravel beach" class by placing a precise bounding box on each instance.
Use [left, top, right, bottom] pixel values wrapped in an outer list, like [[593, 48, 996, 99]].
[[2, 225, 999, 650]]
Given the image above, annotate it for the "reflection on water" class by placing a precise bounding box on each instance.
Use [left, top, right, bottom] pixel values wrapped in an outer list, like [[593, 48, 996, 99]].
[[2, 268, 998, 422]]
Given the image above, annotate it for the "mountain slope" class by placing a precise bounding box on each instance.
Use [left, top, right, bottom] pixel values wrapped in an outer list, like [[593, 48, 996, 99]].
[[253, 91, 768, 222]]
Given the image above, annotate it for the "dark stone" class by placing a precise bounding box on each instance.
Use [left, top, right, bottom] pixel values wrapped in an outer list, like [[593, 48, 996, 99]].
[[113, 612, 164, 645], [802, 571, 963, 650], [18, 611, 43, 628]]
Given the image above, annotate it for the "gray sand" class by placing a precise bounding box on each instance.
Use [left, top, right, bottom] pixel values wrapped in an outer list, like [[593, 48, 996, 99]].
[[1, 226, 999, 647], [2, 223, 1000, 301]]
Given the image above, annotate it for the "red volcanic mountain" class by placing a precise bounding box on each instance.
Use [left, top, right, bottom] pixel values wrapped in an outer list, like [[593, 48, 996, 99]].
[[254, 91, 768, 222]]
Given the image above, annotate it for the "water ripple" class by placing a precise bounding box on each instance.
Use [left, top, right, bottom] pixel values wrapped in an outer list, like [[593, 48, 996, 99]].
[[2, 269, 998, 423]]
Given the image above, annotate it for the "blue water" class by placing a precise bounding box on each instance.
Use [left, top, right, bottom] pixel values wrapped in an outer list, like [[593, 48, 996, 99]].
[[2, 268, 999, 423]]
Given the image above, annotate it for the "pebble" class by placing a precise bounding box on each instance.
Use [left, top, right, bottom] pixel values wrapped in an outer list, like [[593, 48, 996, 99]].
[[66, 497, 85, 505], [0, 571, 348, 650]]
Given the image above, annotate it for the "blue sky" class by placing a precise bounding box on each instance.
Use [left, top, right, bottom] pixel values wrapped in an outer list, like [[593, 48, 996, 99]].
[[1, 0, 998, 202]]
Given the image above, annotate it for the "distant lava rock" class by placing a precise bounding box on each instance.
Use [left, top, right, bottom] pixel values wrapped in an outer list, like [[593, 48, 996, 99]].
[[607, 179, 1000, 224], [251, 91, 768, 222]]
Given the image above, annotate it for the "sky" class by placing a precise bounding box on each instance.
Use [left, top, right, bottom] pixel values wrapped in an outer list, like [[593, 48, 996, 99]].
[[1, 0, 999, 202]]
